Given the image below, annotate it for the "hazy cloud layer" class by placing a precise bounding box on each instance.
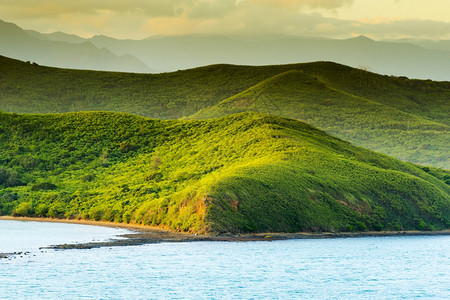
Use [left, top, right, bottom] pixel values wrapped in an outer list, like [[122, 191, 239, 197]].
[[0, 0, 353, 17], [1, 0, 449, 39], [246, 0, 353, 9]]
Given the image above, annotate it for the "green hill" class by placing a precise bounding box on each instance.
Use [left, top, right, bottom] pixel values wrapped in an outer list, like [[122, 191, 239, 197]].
[[0, 111, 448, 233], [0, 55, 448, 168], [193, 70, 449, 168]]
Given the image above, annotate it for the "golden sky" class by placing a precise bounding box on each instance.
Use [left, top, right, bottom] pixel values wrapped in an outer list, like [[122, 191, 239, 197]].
[[1, 0, 449, 40]]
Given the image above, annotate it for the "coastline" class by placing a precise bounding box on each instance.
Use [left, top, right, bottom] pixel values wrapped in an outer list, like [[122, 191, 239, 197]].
[[1, 216, 449, 250]]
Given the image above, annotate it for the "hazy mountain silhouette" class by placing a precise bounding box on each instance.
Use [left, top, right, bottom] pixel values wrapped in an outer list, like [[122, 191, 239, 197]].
[[0, 19, 151, 73], [87, 34, 450, 80], [26, 29, 86, 44], [2, 19, 450, 80], [382, 38, 450, 52]]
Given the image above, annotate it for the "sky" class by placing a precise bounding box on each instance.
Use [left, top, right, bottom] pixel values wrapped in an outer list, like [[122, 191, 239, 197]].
[[1, 0, 450, 40]]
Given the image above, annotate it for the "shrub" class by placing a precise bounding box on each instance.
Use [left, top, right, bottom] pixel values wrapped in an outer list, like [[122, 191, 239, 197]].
[[81, 174, 96, 182], [31, 182, 57, 191], [88, 206, 104, 221], [123, 211, 131, 224], [0, 167, 24, 187], [47, 202, 65, 218], [35, 203, 49, 217], [12, 201, 32, 217]]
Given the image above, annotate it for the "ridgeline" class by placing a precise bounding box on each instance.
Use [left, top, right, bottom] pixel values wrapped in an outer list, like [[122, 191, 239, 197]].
[[0, 55, 448, 168], [0, 111, 448, 233]]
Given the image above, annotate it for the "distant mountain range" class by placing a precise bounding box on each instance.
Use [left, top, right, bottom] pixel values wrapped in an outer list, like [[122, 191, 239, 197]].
[[1, 19, 450, 80], [382, 38, 450, 52], [0, 20, 151, 73], [88, 34, 450, 81]]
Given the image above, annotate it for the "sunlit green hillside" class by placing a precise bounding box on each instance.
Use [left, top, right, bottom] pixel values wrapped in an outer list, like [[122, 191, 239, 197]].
[[0, 55, 448, 168], [0, 111, 448, 233]]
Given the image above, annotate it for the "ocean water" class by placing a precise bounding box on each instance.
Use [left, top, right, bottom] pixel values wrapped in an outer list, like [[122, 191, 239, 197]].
[[1, 220, 449, 299], [0, 220, 131, 253]]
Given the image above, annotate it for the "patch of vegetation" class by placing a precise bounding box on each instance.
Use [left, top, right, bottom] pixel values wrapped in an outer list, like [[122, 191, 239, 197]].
[[0, 167, 23, 188], [0, 111, 448, 233], [31, 182, 57, 191]]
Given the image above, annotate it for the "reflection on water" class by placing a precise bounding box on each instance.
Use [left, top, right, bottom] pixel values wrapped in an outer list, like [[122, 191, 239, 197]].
[[1, 220, 449, 299]]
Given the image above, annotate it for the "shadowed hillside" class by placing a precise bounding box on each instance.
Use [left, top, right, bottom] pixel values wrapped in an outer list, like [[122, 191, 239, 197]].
[[0, 111, 448, 233]]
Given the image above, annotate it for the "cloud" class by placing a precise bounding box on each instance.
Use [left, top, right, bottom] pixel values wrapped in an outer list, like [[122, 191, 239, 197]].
[[356, 19, 450, 39], [246, 0, 353, 9], [1, 0, 449, 40], [358, 17, 403, 25], [0, 0, 180, 18], [0, 0, 353, 19]]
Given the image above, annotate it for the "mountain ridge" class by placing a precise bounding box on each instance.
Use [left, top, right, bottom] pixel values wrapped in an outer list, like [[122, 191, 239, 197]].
[[3, 19, 450, 79], [86, 32, 450, 80], [0, 19, 152, 73]]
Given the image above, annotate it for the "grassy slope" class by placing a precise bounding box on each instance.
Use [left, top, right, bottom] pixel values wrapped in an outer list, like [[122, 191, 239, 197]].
[[0, 55, 281, 119], [0, 111, 448, 233], [0, 55, 448, 168], [193, 70, 449, 168], [292, 61, 450, 126]]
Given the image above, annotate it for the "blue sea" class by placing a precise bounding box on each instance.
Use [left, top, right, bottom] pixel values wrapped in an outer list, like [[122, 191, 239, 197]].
[[1, 220, 449, 299]]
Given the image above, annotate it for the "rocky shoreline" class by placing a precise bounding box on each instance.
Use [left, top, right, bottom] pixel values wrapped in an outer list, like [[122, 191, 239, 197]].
[[44, 229, 450, 250]]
